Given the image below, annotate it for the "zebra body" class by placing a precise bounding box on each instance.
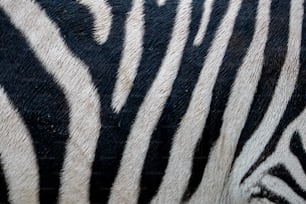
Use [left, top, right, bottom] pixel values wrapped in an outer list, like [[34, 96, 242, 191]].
[[0, 0, 305, 203]]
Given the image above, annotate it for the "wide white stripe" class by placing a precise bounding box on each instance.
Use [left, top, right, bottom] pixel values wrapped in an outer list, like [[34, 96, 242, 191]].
[[78, 0, 112, 45], [229, 0, 304, 202], [0, 87, 39, 204], [111, 0, 144, 113], [193, 0, 214, 46], [0, 1, 101, 204], [108, 0, 193, 203]]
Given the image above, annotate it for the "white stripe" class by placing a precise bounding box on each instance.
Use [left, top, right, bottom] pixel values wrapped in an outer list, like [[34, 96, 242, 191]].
[[228, 0, 304, 202], [194, 0, 271, 202], [193, 0, 214, 46], [111, 0, 144, 113], [0, 87, 39, 204], [78, 0, 112, 45], [149, 0, 243, 203], [236, 108, 306, 204], [260, 175, 305, 204], [0, 1, 101, 203], [273, 108, 306, 191], [108, 0, 193, 203], [157, 0, 167, 7]]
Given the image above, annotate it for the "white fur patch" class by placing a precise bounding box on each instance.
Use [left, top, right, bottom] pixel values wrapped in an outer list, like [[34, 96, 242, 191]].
[[111, 0, 145, 113], [0, 87, 39, 204]]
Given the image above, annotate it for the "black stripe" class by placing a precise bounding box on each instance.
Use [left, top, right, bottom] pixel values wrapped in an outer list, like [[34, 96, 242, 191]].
[[137, 0, 206, 203], [0, 157, 9, 204], [241, 0, 305, 183], [290, 132, 306, 173], [269, 164, 306, 200], [251, 185, 290, 204], [182, 0, 259, 201], [35, 1, 131, 203], [232, 0, 290, 171], [92, 1, 182, 203], [0, 8, 70, 204]]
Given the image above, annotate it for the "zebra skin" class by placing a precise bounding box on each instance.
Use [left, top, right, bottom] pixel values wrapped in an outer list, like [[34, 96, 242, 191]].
[[0, 0, 305, 203]]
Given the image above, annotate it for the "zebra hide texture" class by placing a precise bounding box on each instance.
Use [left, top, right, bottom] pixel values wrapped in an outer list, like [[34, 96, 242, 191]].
[[0, 0, 305, 203]]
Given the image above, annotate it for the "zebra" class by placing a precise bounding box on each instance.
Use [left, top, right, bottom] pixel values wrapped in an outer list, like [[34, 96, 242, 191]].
[[0, 0, 305, 203]]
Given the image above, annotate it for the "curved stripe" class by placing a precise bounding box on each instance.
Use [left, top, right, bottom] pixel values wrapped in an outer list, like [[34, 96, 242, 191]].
[[0, 1, 101, 204], [137, 0, 206, 202], [232, 0, 291, 166], [290, 132, 306, 173], [251, 184, 290, 204], [0, 7, 70, 203], [241, 0, 305, 183], [108, 0, 193, 203], [193, 0, 214, 46], [268, 164, 306, 200], [111, 0, 144, 113], [90, 1, 179, 203], [78, 0, 112, 45], [260, 175, 305, 204], [228, 0, 303, 198], [0, 87, 39, 204]]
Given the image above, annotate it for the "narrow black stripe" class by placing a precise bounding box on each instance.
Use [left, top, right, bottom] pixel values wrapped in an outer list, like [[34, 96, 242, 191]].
[[290, 132, 306, 173], [182, 0, 259, 201], [92, 1, 180, 203], [232, 0, 290, 168], [241, 0, 305, 183], [137, 0, 206, 203], [269, 164, 306, 200], [251, 185, 290, 204], [0, 8, 70, 204], [0, 157, 9, 204]]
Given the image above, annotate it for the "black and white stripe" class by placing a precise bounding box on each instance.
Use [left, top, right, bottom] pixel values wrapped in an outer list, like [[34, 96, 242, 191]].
[[0, 0, 305, 203]]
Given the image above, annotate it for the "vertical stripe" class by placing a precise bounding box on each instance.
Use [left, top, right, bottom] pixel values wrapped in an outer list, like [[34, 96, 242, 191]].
[[193, 0, 214, 46], [241, 0, 305, 183], [90, 1, 178, 202], [0, 7, 70, 204], [0, 1, 102, 204], [187, 0, 268, 202], [112, 0, 144, 113], [78, 0, 112, 44], [0, 157, 9, 204], [139, 0, 231, 202], [233, 0, 291, 164], [182, 0, 247, 201], [0, 87, 39, 204], [137, 0, 206, 202], [108, 0, 193, 203]]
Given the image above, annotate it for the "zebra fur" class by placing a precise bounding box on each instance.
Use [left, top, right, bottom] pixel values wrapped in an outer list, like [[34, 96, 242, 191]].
[[0, 0, 305, 203]]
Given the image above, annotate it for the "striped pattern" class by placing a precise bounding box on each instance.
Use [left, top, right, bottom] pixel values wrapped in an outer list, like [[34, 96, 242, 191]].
[[0, 0, 305, 203]]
